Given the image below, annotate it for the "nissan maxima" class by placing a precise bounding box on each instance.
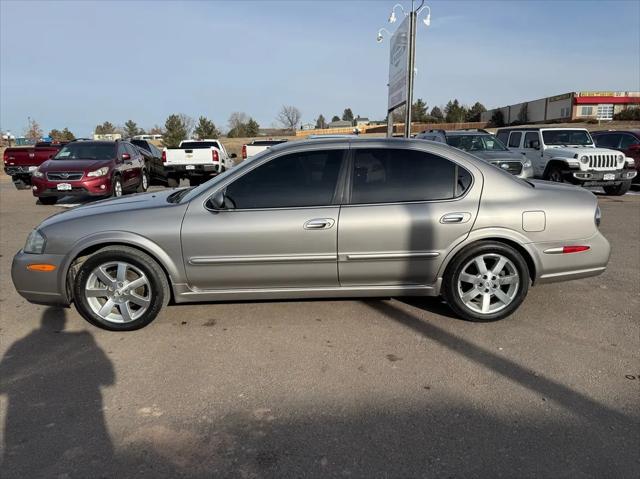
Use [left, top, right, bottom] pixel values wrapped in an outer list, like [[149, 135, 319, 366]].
[[12, 138, 610, 331]]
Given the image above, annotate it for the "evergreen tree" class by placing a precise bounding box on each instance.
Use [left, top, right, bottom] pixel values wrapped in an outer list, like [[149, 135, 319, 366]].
[[163, 114, 188, 147]]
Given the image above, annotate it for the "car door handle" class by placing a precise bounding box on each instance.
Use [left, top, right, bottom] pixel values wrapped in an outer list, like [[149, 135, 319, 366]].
[[304, 218, 335, 230], [440, 213, 471, 224]]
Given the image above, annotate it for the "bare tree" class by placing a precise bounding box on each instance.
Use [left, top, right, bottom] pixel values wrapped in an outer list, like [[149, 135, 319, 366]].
[[178, 114, 195, 138], [25, 118, 43, 142], [277, 105, 301, 131], [228, 112, 249, 132]]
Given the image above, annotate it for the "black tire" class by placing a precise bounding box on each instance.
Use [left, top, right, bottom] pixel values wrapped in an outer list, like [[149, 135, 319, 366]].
[[112, 175, 124, 198], [137, 169, 149, 193], [603, 180, 631, 196], [443, 241, 530, 322], [73, 246, 170, 331], [38, 196, 58, 205], [167, 175, 179, 188], [545, 165, 564, 182], [188, 176, 204, 187]]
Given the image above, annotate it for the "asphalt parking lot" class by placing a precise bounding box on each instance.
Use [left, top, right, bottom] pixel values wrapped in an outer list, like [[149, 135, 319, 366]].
[[0, 175, 638, 478]]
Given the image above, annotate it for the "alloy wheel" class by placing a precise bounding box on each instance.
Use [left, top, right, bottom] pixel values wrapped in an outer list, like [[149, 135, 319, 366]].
[[114, 180, 123, 197], [85, 261, 152, 323], [457, 253, 519, 314]]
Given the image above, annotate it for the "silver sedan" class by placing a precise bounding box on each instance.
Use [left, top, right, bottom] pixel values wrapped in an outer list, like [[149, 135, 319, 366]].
[[12, 138, 610, 330]]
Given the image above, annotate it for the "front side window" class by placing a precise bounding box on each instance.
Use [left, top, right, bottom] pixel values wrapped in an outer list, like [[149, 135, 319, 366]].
[[593, 133, 621, 149], [523, 132, 540, 148], [508, 132, 522, 148], [224, 150, 343, 209], [350, 148, 468, 204]]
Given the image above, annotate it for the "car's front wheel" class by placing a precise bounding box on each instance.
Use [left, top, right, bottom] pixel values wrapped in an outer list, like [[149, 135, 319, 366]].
[[443, 241, 530, 322], [38, 196, 57, 205], [112, 176, 123, 197], [73, 246, 170, 331], [603, 180, 631, 196]]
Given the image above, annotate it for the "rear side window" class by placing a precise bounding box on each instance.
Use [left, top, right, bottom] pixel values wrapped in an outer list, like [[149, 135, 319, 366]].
[[350, 148, 469, 204], [224, 150, 343, 209], [620, 134, 639, 149], [508, 132, 522, 148]]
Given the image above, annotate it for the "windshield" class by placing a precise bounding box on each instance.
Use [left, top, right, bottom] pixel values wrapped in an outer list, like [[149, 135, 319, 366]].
[[54, 143, 115, 160], [542, 130, 593, 146], [446, 134, 508, 152], [180, 141, 220, 150]]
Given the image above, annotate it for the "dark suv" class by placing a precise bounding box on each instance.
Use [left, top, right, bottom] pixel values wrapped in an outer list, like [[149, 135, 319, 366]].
[[591, 130, 640, 184], [31, 140, 148, 205], [416, 129, 534, 178]]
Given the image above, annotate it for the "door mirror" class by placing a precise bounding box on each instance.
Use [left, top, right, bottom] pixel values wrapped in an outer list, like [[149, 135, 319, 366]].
[[122, 153, 131, 161], [210, 190, 226, 210], [230, 153, 237, 159]]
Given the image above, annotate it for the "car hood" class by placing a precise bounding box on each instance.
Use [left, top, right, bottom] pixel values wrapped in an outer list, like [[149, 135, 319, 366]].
[[41, 159, 112, 171], [38, 189, 182, 229], [471, 150, 525, 162], [545, 146, 619, 157]]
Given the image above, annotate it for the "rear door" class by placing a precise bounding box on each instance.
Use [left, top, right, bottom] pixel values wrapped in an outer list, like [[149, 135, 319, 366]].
[[181, 148, 346, 290], [337, 146, 480, 287]]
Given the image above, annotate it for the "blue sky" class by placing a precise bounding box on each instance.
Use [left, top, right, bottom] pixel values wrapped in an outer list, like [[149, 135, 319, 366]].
[[1, 0, 639, 136]]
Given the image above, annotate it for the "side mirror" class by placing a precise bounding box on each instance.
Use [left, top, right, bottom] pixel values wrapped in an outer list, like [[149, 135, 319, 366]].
[[230, 153, 237, 159], [122, 153, 131, 161], [210, 190, 226, 210]]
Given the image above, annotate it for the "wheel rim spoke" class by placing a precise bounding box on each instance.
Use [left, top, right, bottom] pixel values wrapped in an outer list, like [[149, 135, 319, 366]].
[[95, 266, 115, 287], [86, 287, 109, 298], [116, 262, 128, 282], [462, 287, 481, 302], [499, 274, 518, 285], [98, 298, 115, 317], [492, 257, 507, 275], [474, 256, 488, 275], [459, 273, 477, 284], [494, 288, 511, 305], [119, 303, 133, 322], [481, 293, 491, 313], [128, 292, 150, 308], [126, 276, 147, 291]]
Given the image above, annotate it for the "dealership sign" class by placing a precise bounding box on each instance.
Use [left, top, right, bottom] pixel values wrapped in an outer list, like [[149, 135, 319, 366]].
[[388, 15, 410, 111]]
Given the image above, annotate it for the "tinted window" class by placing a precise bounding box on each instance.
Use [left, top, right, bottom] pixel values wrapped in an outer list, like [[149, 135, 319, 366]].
[[496, 131, 509, 145], [224, 150, 343, 209], [54, 142, 115, 161], [252, 140, 287, 146], [446, 134, 508, 151], [542, 130, 593, 146], [131, 139, 151, 152], [523, 132, 539, 148], [620, 134, 639, 149], [593, 133, 620, 149], [350, 149, 464, 204], [125, 143, 137, 156], [181, 141, 220, 150], [508, 132, 522, 148]]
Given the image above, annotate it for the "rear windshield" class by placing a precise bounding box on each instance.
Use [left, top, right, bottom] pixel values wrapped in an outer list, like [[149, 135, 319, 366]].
[[130, 139, 150, 151], [251, 140, 287, 146], [542, 130, 593, 146], [54, 143, 115, 160], [446, 134, 508, 152], [181, 141, 220, 150]]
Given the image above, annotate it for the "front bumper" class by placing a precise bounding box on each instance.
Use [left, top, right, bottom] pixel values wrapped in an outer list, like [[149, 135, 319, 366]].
[[165, 163, 222, 175], [5, 165, 37, 176], [570, 169, 636, 186], [31, 175, 113, 197], [12, 250, 70, 306]]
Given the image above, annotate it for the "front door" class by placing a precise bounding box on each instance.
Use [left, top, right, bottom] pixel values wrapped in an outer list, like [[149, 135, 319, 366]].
[[521, 131, 544, 177], [181, 148, 345, 290], [338, 147, 481, 287]]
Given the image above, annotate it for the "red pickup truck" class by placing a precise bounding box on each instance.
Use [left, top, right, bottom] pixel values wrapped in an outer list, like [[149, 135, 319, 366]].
[[3, 142, 68, 189]]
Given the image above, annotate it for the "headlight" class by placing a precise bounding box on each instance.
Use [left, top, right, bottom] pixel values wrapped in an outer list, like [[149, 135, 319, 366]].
[[24, 229, 46, 254], [580, 156, 589, 164], [87, 167, 109, 177], [32, 169, 44, 178], [595, 206, 601, 228], [617, 154, 624, 163]]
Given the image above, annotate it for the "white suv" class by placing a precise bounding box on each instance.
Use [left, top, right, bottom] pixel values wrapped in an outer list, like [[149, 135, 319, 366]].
[[496, 127, 636, 195]]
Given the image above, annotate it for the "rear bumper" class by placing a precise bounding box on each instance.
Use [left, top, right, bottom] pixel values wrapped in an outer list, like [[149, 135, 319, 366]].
[[12, 250, 70, 306], [165, 163, 222, 175], [531, 231, 611, 284], [31, 175, 113, 197], [4, 165, 37, 176]]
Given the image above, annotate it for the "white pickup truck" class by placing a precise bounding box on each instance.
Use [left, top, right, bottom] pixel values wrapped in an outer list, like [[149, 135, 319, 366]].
[[162, 139, 236, 186], [241, 139, 288, 160]]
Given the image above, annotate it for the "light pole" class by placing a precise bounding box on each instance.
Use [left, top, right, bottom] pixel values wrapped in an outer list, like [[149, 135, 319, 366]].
[[378, 1, 431, 137]]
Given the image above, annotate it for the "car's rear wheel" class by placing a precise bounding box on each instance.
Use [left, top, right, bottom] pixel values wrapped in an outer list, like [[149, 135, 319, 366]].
[[603, 180, 631, 196], [112, 176, 123, 197], [73, 246, 169, 331], [13, 179, 30, 190], [443, 241, 530, 322], [137, 169, 149, 193], [38, 196, 57, 205]]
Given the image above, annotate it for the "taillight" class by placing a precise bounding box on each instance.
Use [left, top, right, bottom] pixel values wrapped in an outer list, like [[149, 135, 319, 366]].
[[212, 150, 219, 162], [242, 144, 247, 160], [162, 150, 166, 163]]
